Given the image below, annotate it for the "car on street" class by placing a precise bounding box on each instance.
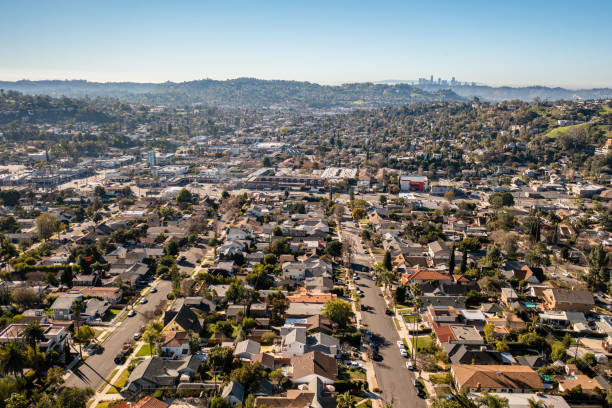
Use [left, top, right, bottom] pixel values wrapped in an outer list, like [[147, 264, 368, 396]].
[[385, 309, 394, 316], [133, 332, 142, 340], [140, 297, 148, 304], [128, 309, 136, 317], [114, 352, 126, 364], [150, 287, 157, 293], [397, 340, 404, 348], [406, 361, 415, 370], [400, 349, 408, 357]]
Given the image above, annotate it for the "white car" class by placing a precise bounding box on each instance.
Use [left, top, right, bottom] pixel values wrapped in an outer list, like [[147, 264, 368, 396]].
[[400, 349, 408, 357], [397, 340, 405, 348], [406, 361, 415, 370], [128, 310, 136, 317]]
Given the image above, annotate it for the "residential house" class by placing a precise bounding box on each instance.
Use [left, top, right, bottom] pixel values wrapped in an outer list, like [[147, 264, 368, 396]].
[[120, 356, 201, 400], [50, 293, 82, 320], [451, 365, 545, 393], [291, 351, 338, 385], [222, 381, 245, 406], [0, 323, 68, 353], [543, 288, 594, 312], [234, 339, 261, 360], [160, 331, 190, 358]]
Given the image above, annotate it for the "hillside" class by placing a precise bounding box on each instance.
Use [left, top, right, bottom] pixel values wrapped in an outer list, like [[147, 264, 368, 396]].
[[0, 78, 461, 109]]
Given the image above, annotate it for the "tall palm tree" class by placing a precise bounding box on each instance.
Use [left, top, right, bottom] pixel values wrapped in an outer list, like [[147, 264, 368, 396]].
[[22, 323, 46, 350], [336, 392, 357, 408], [71, 299, 85, 359], [142, 327, 161, 357], [0, 342, 26, 377]]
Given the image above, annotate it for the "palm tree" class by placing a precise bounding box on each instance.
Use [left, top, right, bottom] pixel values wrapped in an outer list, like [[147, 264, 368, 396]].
[[527, 398, 547, 408], [22, 323, 46, 350], [71, 299, 85, 359], [143, 325, 161, 357], [336, 392, 357, 408], [475, 391, 509, 408], [0, 342, 26, 377]]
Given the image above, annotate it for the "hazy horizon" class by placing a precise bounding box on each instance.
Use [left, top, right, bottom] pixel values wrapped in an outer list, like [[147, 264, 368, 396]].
[[2, 0, 612, 88]]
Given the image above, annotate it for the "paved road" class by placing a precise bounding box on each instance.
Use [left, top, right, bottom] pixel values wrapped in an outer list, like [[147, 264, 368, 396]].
[[340, 215, 426, 408], [64, 280, 172, 391]]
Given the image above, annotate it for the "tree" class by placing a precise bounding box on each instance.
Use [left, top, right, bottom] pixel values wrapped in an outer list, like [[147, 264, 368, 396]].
[[262, 156, 272, 167], [449, 244, 456, 277], [460, 249, 468, 274], [336, 392, 357, 408], [587, 244, 611, 293], [394, 286, 406, 304], [0, 190, 21, 207], [36, 212, 58, 241], [475, 392, 509, 408], [322, 299, 353, 329], [325, 240, 342, 259], [143, 325, 161, 357], [267, 291, 288, 324], [267, 237, 290, 255], [210, 397, 231, 408], [351, 207, 366, 221], [0, 342, 25, 377], [10, 288, 41, 309], [176, 188, 192, 203], [379, 194, 387, 207], [444, 191, 455, 203], [207, 346, 234, 373], [71, 298, 85, 359], [230, 362, 265, 394], [383, 250, 392, 271], [56, 387, 94, 408], [22, 323, 46, 350], [189, 332, 201, 354], [527, 399, 546, 408], [489, 192, 514, 209], [459, 237, 481, 253], [263, 254, 277, 265], [225, 280, 247, 303], [484, 323, 495, 343], [269, 368, 286, 391], [165, 240, 179, 256]]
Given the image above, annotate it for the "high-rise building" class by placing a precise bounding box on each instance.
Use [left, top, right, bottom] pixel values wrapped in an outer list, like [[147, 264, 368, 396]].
[[147, 150, 156, 167]]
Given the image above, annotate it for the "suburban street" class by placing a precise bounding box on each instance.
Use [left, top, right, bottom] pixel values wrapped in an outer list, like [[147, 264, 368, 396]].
[[64, 280, 172, 391], [340, 213, 426, 408]]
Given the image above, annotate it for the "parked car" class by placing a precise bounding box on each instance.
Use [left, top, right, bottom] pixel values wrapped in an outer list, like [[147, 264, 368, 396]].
[[128, 309, 136, 317], [114, 352, 126, 364], [406, 361, 415, 370], [133, 332, 142, 340], [400, 349, 408, 357], [385, 309, 394, 316], [150, 287, 157, 293], [140, 297, 148, 304]]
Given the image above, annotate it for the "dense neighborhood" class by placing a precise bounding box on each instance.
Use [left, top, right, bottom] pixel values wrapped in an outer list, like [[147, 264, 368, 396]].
[[0, 90, 611, 408]]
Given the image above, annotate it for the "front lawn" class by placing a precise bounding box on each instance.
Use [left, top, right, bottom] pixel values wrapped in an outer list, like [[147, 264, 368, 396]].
[[102, 309, 121, 322], [106, 368, 129, 394], [136, 344, 156, 357], [403, 314, 421, 323], [412, 336, 435, 352]]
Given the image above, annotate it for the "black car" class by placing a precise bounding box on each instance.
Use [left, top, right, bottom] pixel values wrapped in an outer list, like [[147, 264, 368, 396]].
[[385, 309, 394, 316], [114, 352, 126, 364], [416, 389, 426, 398]]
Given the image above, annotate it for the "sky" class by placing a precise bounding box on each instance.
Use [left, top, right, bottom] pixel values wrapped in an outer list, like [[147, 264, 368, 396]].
[[1, 0, 611, 88]]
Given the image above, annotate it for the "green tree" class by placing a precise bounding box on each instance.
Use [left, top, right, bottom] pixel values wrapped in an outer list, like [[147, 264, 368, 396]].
[[207, 346, 234, 373], [230, 362, 265, 394], [336, 392, 357, 408], [56, 387, 94, 408], [267, 291, 288, 324], [262, 157, 272, 167], [322, 299, 354, 329], [176, 188, 192, 203], [489, 191, 514, 209], [475, 391, 509, 408], [383, 250, 392, 271], [587, 244, 611, 293], [22, 323, 46, 350], [263, 254, 277, 265], [210, 397, 231, 408], [36, 212, 58, 241], [325, 240, 342, 259], [449, 244, 456, 277], [0, 342, 25, 377], [165, 240, 179, 256], [142, 325, 161, 357], [74, 325, 95, 345]]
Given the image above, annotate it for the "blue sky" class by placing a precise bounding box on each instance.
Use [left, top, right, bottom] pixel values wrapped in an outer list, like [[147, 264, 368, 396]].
[[1, 0, 611, 88]]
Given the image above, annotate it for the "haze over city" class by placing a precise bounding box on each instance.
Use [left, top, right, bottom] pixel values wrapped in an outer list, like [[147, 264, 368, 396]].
[[1, 0, 612, 88]]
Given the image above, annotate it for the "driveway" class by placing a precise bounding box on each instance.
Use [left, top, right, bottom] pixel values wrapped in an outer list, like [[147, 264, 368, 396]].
[[64, 280, 172, 391], [341, 216, 426, 408]]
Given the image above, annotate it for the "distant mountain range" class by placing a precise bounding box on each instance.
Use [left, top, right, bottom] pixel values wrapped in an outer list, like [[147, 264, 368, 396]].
[[0, 78, 460, 109], [1, 78, 610, 108], [380, 81, 612, 102]]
